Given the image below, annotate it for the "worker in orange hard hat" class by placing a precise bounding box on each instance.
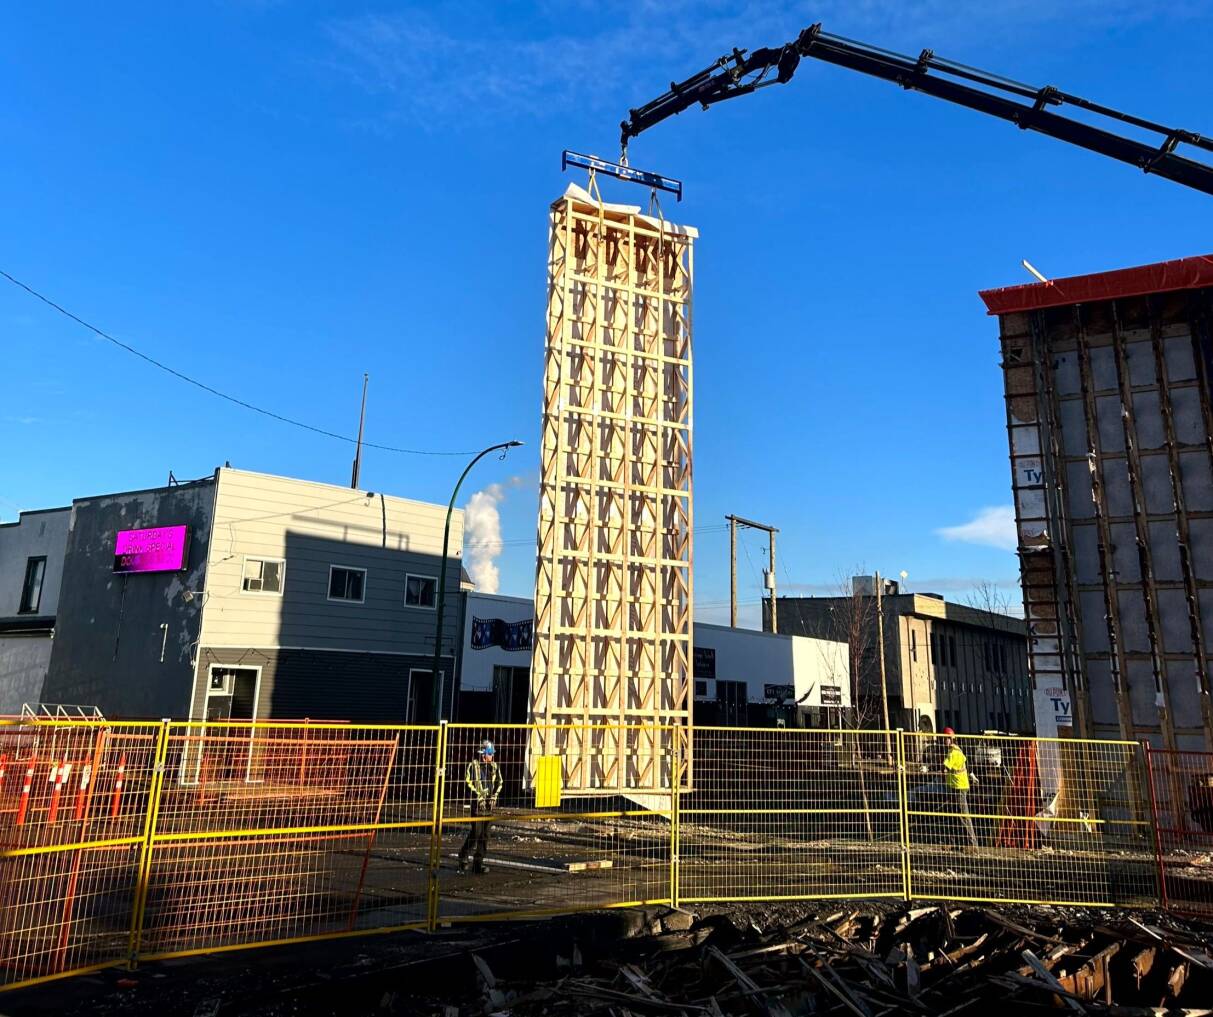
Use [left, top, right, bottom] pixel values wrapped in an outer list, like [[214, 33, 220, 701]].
[[939, 728, 979, 849]]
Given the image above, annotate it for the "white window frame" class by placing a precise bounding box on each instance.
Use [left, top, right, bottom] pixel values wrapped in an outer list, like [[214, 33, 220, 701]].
[[404, 572, 438, 610], [327, 564, 367, 604], [240, 555, 286, 596]]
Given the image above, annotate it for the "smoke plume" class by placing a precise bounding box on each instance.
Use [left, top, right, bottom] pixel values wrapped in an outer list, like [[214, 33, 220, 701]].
[[463, 483, 506, 594]]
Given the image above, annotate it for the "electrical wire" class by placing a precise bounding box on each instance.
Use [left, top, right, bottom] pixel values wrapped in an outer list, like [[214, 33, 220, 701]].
[[0, 268, 473, 456]]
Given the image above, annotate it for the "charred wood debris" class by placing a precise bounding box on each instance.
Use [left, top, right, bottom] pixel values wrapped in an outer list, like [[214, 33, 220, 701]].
[[453, 903, 1213, 1017]]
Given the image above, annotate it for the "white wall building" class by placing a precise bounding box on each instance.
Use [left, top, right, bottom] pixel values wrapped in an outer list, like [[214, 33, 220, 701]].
[[457, 593, 850, 727]]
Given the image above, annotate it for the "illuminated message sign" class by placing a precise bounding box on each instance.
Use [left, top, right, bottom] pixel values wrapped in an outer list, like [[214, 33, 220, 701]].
[[113, 525, 190, 574]]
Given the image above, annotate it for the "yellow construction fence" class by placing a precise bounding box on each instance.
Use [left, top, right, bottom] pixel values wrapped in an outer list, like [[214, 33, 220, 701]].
[[0, 720, 1164, 992]]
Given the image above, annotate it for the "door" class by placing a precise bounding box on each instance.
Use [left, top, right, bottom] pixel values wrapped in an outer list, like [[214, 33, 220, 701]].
[[407, 669, 448, 723], [716, 680, 747, 727], [407, 669, 433, 723], [201, 667, 260, 783], [493, 666, 531, 723], [204, 668, 258, 720]]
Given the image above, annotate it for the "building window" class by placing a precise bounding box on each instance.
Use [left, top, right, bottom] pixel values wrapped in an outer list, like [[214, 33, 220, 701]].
[[983, 642, 992, 672], [405, 573, 437, 609], [328, 565, 366, 603], [911, 629, 918, 662], [19, 556, 46, 614], [930, 632, 939, 666], [695, 680, 708, 697], [948, 635, 957, 668], [999, 643, 1008, 673], [241, 557, 285, 595]]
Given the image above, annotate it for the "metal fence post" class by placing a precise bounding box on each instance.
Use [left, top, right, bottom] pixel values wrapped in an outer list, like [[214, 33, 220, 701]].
[[895, 729, 912, 902], [128, 719, 171, 968], [426, 720, 449, 933], [670, 723, 681, 910], [1141, 741, 1168, 911]]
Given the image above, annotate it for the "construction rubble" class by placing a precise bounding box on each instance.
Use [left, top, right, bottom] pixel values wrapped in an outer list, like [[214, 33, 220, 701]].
[[455, 903, 1213, 1017], [4, 901, 1213, 1015]]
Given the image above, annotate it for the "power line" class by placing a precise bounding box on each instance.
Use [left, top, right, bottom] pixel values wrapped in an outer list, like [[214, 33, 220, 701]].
[[1, 268, 472, 456]]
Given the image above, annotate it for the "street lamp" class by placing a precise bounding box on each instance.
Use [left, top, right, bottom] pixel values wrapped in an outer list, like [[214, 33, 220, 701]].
[[429, 439, 524, 721]]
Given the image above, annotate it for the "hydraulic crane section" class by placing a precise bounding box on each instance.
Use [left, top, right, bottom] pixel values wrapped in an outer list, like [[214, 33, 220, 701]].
[[620, 24, 1213, 197]]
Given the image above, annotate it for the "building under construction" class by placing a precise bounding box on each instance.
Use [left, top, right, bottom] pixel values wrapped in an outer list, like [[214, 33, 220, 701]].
[[985, 255, 1213, 752]]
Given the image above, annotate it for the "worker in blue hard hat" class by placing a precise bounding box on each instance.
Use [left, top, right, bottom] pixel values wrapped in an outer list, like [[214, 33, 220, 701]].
[[458, 739, 502, 874]]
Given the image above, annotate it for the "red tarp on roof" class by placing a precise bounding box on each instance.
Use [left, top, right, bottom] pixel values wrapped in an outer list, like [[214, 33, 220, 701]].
[[978, 254, 1213, 316]]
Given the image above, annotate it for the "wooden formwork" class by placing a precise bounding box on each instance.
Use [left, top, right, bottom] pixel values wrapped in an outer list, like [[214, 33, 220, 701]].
[[530, 183, 695, 791]]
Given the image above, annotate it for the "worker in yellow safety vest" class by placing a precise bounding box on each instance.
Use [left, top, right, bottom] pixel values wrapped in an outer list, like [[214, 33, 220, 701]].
[[458, 740, 502, 874], [940, 728, 979, 849]]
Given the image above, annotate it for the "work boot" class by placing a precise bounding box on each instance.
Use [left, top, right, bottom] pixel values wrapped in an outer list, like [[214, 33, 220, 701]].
[[473, 862, 489, 875], [457, 859, 468, 875]]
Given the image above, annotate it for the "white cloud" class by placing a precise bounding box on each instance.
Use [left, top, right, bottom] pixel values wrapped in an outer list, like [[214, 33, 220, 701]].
[[321, 2, 1195, 128], [936, 505, 1018, 551]]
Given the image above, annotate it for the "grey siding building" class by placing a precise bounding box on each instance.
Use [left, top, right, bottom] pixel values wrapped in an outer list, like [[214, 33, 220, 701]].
[[42, 477, 215, 718], [985, 255, 1213, 751], [0, 507, 70, 712], [770, 583, 1032, 734], [30, 467, 463, 722], [192, 468, 464, 723]]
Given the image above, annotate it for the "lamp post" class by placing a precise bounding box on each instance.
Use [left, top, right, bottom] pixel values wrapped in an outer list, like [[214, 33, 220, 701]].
[[429, 439, 523, 721]]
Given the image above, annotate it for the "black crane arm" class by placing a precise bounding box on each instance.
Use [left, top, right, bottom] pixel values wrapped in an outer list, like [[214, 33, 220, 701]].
[[620, 24, 1213, 196]]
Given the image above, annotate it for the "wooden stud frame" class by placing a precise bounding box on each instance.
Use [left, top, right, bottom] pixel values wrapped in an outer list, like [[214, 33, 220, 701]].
[[530, 184, 695, 791]]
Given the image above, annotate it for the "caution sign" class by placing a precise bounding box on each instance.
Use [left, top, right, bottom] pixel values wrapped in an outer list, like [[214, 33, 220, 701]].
[[534, 755, 563, 808]]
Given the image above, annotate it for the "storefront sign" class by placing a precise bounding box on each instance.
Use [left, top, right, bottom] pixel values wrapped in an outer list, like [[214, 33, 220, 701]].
[[693, 647, 716, 680], [113, 525, 190, 574]]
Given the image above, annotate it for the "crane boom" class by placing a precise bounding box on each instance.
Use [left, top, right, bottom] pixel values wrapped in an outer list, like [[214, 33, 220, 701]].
[[620, 24, 1213, 196]]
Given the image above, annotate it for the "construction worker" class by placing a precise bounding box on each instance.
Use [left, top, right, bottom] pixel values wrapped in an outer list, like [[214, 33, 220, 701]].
[[939, 728, 979, 849], [458, 739, 502, 875]]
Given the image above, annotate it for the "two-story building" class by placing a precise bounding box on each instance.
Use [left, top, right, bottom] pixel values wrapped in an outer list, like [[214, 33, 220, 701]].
[[0, 507, 71, 712], [23, 466, 464, 722]]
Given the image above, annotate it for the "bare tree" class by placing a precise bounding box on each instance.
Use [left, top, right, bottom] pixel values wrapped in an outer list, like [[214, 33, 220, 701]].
[[829, 569, 884, 731], [964, 580, 1019, 733], [964, 579, 1016, 618]]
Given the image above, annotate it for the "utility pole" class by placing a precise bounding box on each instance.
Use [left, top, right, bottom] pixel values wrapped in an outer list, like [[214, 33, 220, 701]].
[[725, 515, 778, 631], [729, 517, 738, 627], [768, 529, 777, 634], [875, 571, 892, 759], [350, 373, 369, 489]]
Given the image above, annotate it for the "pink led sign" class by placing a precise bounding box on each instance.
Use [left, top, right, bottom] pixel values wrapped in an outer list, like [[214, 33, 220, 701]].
[[113, 525, 191, 574]]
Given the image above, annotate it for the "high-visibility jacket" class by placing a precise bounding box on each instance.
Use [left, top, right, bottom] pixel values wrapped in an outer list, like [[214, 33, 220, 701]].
[[942, 746, 970, 791], [465, 759, 502, 802]]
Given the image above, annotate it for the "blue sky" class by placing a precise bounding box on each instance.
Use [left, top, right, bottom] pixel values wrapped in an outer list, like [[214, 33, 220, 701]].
[[3, 2, 1212, 627]]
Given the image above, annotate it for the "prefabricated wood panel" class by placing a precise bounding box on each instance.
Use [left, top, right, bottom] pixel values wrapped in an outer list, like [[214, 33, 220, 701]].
[[530, 184, 695, 791]]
